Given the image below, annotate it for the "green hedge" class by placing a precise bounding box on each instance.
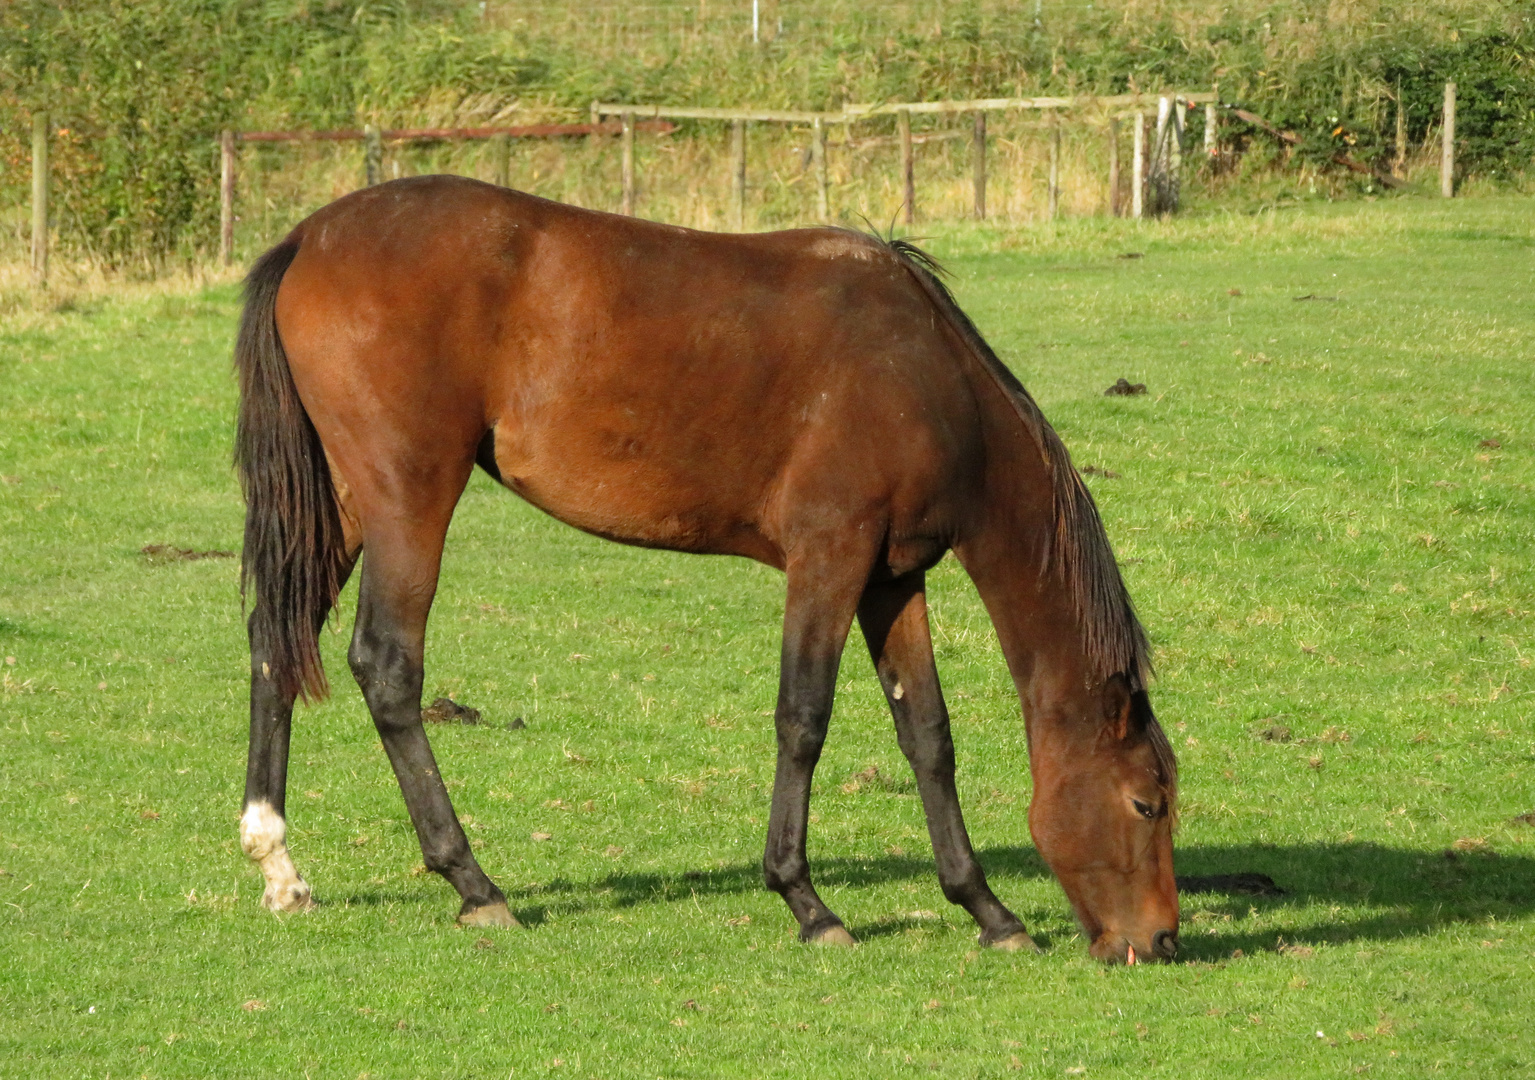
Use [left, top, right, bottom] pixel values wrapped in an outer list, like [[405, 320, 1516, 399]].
[[2, 1, 1531, 265]]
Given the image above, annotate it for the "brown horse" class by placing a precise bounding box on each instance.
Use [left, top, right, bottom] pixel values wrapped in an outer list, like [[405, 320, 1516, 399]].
[[234, 176, 1179, 963]]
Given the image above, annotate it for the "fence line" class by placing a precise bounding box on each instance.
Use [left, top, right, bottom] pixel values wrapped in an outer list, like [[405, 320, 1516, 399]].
[[23, 85, 1458, 284], [234, 120, 674, 143], [591, 91, 1219, 124], [597, 89, 1219, 227], [216, 119, 676, 265]]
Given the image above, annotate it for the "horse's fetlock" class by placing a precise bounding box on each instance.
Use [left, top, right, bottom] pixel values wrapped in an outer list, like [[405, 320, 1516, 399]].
[[240, 801, 286, 861], [762, 856, 809, 895], [421, 836, 468, 874], [939, 866, 988, 905]]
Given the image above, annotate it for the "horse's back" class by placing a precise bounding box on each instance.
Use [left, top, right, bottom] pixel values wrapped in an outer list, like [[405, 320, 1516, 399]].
[[274, 177, 985, 567]]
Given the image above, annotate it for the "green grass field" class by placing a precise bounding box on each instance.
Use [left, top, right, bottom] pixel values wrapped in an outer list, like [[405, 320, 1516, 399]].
[[1, 194, 1532, 1078]]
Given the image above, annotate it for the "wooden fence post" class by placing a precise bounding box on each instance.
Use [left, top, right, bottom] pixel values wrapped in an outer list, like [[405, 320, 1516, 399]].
[[898, 109, 914, 225], [1047, 112, 1061, 220], [589, 101, 601, 147], [1132, 111, 1146, 219], [1203, 99, 1217, 157], [621, 111, 635, 215], [364, 125, 383, 186], [219, 130, 236, 267], [1441, 81, 1456, 198], [1108, 117, 1121, 217], [1393, 81, 1407, 177], [972, 111, 987, 220], [731, 119, 746, 230], [1171, 97, 1186, 211], [1149, 96, 1171, 214], [31, 112, 48, 287], [493, 133, 511, 188], [812, 117, 829, 221]]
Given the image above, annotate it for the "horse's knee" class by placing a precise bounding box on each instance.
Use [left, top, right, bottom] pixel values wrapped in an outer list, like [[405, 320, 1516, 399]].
[[775, 713, 828, 763], [348, 631, 420, 721], [896, 727, 956, 780]]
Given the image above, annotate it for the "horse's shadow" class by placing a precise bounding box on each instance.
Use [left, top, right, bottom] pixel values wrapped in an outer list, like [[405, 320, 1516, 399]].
[[470, 841, 1535, 958]]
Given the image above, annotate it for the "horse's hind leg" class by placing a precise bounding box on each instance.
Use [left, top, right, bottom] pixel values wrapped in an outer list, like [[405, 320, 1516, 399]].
[[762, 551, 869, 946], [242, 657, 322, 912], [241, 481, 362, 912], [857, 573, 1037, 951], [241, 563, 354, 912], [348, 511, 515, 928]]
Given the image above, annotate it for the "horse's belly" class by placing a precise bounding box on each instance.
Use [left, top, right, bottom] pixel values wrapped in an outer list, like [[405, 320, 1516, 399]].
[[490, 427, 781, 563]]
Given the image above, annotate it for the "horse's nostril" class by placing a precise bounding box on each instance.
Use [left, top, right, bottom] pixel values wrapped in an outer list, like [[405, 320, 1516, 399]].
[[1151, 929, 1179, 960]]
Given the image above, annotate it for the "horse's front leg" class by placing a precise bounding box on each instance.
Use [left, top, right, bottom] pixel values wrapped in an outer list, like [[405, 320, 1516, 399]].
[[857, 572, 1036, 951], [761, 552, 868, 946]]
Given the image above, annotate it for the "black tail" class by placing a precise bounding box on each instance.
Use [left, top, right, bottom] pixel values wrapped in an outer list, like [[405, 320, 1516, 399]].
[[233, 238, 349, 702]]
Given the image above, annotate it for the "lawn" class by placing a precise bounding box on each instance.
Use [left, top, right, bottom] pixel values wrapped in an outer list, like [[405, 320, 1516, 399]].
[[0, 193, 1532, 1078]]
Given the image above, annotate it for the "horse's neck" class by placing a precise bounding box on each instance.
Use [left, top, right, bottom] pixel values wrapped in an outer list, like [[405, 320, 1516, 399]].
[[952, 400, 1095, 733]]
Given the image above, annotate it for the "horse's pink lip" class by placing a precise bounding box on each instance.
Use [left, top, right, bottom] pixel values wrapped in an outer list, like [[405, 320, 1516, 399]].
[[1126, 944, 1138, 965]]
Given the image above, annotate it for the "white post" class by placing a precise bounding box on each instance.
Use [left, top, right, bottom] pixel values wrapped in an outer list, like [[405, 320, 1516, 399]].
[[752, 0, 759, 43], [1151, 95, 1171, 214], [1441, 81, 1456, 198], [1170, 97, 1185, 212], [220, 131, 236, 267], [31, 112, 47, 287], [1131, 111, 1146, 219]]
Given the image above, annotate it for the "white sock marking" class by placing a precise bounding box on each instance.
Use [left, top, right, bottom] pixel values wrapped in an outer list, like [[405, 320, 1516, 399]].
[[240, 800, 313, 912]]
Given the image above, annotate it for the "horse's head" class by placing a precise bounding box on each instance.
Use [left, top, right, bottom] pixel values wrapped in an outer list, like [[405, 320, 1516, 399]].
[[1028, 675, 1179, 964]]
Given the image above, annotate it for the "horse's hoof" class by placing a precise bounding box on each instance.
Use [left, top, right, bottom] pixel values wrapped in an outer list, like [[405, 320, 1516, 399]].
[[988, 930, 1040, 953], [262, 880, 314, 913], [458, 902, 519, 929], [808, 924, 856, 947]]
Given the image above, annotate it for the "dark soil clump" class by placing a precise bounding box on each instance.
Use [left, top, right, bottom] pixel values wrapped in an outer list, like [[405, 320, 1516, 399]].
[[1104, 378, 1147, 396], [421, 697, 481, 725]]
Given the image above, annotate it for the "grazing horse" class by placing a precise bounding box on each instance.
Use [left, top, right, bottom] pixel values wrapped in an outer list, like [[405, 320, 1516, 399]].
[[234, 176, 1179, 964]]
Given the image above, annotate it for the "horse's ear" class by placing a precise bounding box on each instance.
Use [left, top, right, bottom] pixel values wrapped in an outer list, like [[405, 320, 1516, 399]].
[[1129, 690, 1155, 736], [1100, 674, 1133, 742]]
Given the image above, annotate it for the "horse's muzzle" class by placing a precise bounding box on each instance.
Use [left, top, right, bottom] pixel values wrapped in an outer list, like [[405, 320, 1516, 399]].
[[1151, 929, 1179, 960]]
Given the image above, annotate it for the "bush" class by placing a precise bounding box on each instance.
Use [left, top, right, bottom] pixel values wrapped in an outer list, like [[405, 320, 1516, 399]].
[[1, 0, 1531, 265]]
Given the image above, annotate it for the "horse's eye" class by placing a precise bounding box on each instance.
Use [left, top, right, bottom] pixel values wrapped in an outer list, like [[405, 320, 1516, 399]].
[[1131, 799, 1157, 819]]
